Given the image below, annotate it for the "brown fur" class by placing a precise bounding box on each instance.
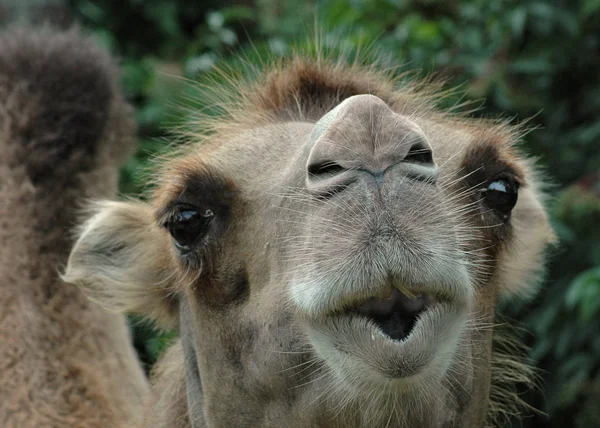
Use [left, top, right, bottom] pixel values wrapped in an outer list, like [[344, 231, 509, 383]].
[[0, 28, 148, 427], [143, 341, 191, 428], [8, 34, 552, 427]]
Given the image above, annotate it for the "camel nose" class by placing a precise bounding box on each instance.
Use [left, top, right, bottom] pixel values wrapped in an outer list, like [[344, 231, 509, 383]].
[[306, 94, 437, 196]]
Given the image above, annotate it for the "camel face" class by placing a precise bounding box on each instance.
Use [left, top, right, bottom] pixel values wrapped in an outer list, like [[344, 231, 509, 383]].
[[65, 58, 555, 427], [285, 95, 470, 382]]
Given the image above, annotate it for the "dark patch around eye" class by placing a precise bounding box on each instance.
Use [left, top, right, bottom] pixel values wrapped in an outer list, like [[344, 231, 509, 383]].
[[195, 265, 250, 308], [461, 143, 524, 188], [458, 141, 524, 259], [156, 168, 239, 287], [157, 169, 237, 227]]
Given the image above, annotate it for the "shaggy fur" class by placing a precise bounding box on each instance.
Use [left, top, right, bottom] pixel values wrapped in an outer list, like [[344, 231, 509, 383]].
[[65, 46, 554, 428], [0, 28, 148, 427], [0, 28, 554, 427]]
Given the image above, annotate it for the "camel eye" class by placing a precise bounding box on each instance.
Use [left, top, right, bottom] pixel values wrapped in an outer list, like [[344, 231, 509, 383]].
[[166, 208, 214, 253], [483, 178, 519, 219]]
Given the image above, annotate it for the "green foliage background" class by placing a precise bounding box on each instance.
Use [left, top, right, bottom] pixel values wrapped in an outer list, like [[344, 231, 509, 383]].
[[7, 0, 600, 426]]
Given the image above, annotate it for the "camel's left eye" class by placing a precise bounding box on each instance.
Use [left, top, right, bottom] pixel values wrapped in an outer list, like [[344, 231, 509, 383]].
[[166, 208, 214, 253], [482, 178, 519, 220]]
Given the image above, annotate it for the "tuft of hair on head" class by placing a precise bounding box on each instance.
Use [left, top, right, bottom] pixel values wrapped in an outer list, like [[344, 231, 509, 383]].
[[175, 35, 467, 150], [0, 26, 135, 184]]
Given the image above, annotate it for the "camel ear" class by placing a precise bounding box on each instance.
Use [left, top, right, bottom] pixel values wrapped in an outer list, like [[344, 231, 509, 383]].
[[64, 200, 177, 327]]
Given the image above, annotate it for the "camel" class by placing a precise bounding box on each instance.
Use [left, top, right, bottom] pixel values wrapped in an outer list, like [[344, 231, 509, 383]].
[[2, 27, 555, 428], [0, 28, 148, 427]]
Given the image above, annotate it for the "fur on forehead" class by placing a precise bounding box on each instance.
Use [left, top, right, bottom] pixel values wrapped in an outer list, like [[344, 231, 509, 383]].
[[174, 52, 526, 149], [149, 53, 532, 216]]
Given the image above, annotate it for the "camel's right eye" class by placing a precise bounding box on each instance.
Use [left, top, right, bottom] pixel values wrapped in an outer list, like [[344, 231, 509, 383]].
[[166, 208, 214, 253]]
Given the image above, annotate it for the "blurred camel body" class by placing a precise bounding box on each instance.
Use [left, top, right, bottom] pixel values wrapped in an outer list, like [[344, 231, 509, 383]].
[[1, 28, 554, 428], [0, 29, 147, 427]]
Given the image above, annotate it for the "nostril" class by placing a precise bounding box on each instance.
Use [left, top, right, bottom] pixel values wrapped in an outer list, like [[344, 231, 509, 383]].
[[306, 160, 353, 199], [404, 143, 434, 165], [307, 161, 346, 177]]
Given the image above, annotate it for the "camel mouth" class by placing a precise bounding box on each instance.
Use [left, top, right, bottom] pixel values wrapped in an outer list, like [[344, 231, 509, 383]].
[[293, 265, 471, 382], [304, 282, 468, 383], [351, 288, 432, 342]]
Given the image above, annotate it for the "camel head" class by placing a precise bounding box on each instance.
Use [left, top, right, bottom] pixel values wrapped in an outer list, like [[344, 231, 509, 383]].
[[64, 56, 555, 427]]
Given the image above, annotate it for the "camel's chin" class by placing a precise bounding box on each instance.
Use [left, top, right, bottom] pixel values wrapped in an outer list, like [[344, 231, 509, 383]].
[[305, 301, 469, 389]]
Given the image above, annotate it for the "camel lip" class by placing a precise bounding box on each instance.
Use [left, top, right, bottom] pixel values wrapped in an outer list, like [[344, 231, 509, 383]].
[[322, 282, 451, 320], [306, 300, 467, 381], [311, 283, 459, 345], [290, 267, 471, 323]]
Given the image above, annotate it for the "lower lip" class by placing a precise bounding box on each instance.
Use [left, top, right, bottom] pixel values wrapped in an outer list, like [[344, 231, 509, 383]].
[[306, 301, 468, 381]]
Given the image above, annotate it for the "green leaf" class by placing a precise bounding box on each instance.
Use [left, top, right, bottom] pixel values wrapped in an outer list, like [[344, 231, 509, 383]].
[[565, 267, 600, 321]]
